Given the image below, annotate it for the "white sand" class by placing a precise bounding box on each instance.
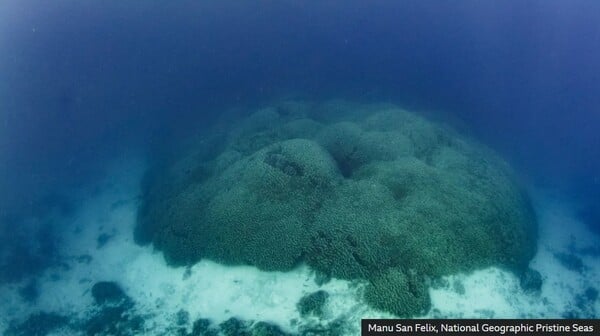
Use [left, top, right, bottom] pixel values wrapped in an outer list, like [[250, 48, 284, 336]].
[[0, 158, 377, 335], [0, 158, 598, 335]]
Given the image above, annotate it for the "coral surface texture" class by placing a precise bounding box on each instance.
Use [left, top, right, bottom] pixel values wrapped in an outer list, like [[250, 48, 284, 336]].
[[135, 101, 538, 316]]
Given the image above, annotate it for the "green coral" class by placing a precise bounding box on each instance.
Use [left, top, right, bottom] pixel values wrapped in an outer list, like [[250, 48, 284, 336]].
[[6, 312, 68, 336], [200, 139, 340, 271], [364, 268, 431, 317], [297, 290, 329, 317], [136, 100, 538, 317], [219, 317, 251, 336], [315, 121, 414, 177], [251, 321, 293, 336]]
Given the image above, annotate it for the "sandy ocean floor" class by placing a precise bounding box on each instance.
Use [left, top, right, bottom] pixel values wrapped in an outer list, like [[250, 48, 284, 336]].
[[0, 157, 598, 335]]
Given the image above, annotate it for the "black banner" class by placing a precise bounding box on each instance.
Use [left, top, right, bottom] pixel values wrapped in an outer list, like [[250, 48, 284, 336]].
[[362, 319, 599, 335]]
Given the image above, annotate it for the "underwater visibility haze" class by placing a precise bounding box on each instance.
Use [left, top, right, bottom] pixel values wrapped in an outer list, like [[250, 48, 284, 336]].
[[0, 1, 599, 335]]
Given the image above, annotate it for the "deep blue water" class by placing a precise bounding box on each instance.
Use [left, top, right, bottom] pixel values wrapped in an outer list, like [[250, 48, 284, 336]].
[[1, 0, 599, 279]]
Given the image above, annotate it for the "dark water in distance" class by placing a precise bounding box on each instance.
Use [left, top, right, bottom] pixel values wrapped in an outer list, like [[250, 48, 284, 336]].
[[1, 0, 599, 222]]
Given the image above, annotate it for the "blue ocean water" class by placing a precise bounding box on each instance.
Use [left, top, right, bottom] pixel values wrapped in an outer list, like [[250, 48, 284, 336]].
[[0, 1, 599, 334]]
